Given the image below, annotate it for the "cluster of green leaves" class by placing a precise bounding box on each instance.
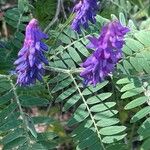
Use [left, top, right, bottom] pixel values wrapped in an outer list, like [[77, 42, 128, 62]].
[[45, 14, 130, 149], [0, 0, 60, 149], [0, 75, 61, 149], [0, 0, 30, 73], [116, 19, 150, 149], [45, 9, 150, 150]]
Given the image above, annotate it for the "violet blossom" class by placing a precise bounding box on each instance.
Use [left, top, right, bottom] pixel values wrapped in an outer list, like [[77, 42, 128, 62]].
[[71, 0, 98, 33], [14, 18, 49, 86], [80, 21, 130, 86]]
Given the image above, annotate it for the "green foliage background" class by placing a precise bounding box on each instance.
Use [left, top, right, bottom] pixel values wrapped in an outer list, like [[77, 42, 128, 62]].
[[0, 0, 150, 150]]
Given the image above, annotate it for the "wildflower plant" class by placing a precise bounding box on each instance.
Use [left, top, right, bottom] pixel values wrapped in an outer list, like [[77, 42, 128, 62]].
[[1, 0, 150, 150]]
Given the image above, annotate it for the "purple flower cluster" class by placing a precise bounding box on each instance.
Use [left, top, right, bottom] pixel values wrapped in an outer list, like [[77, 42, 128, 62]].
[[14, 19, 49, 86], [80, 21, 130, 86], [71, 0, 98, 33]]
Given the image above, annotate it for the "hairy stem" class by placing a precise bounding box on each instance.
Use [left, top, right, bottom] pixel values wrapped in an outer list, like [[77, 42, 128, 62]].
[[45, 66, 83, 74], [44, 0, 61, 33]]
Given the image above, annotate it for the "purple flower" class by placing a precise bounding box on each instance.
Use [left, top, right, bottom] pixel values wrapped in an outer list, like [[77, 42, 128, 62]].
[[80, 21, 130, 86], [14, 19, 49, 86], [71, 0, 98, 33]]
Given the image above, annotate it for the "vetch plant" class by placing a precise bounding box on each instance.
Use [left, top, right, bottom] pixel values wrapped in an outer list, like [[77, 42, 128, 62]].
[[1, 0, 150, 150]]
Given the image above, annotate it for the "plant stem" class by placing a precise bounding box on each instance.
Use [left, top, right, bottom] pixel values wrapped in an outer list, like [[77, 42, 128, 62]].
[[8, 77, 31, 146], [70, 74, 106, 150], [45, 66, 83, 74], [44, 0, 61, 33], [60, 0, 67, 20], [0, 74, 9, 78], [46, 82, 53, 115]]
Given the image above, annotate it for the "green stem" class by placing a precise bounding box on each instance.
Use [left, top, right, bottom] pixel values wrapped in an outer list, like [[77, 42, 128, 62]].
[[138, 0, 149, 18], [0, 74, 9, 78], [45, 66, 83, 74], [8, 77, 31, 146], [44, 0, 61, 33], [70, 74, 106, 150], [16, 13, 23, 32], [46, 82, 53, 115], [138, 0, 144, 8]]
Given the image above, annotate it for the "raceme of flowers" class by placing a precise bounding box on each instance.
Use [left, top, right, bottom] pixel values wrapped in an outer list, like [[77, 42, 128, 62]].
[[80, 21, 130, 86], [14, 18, 49, 86], [71, 0, 98, 33]]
